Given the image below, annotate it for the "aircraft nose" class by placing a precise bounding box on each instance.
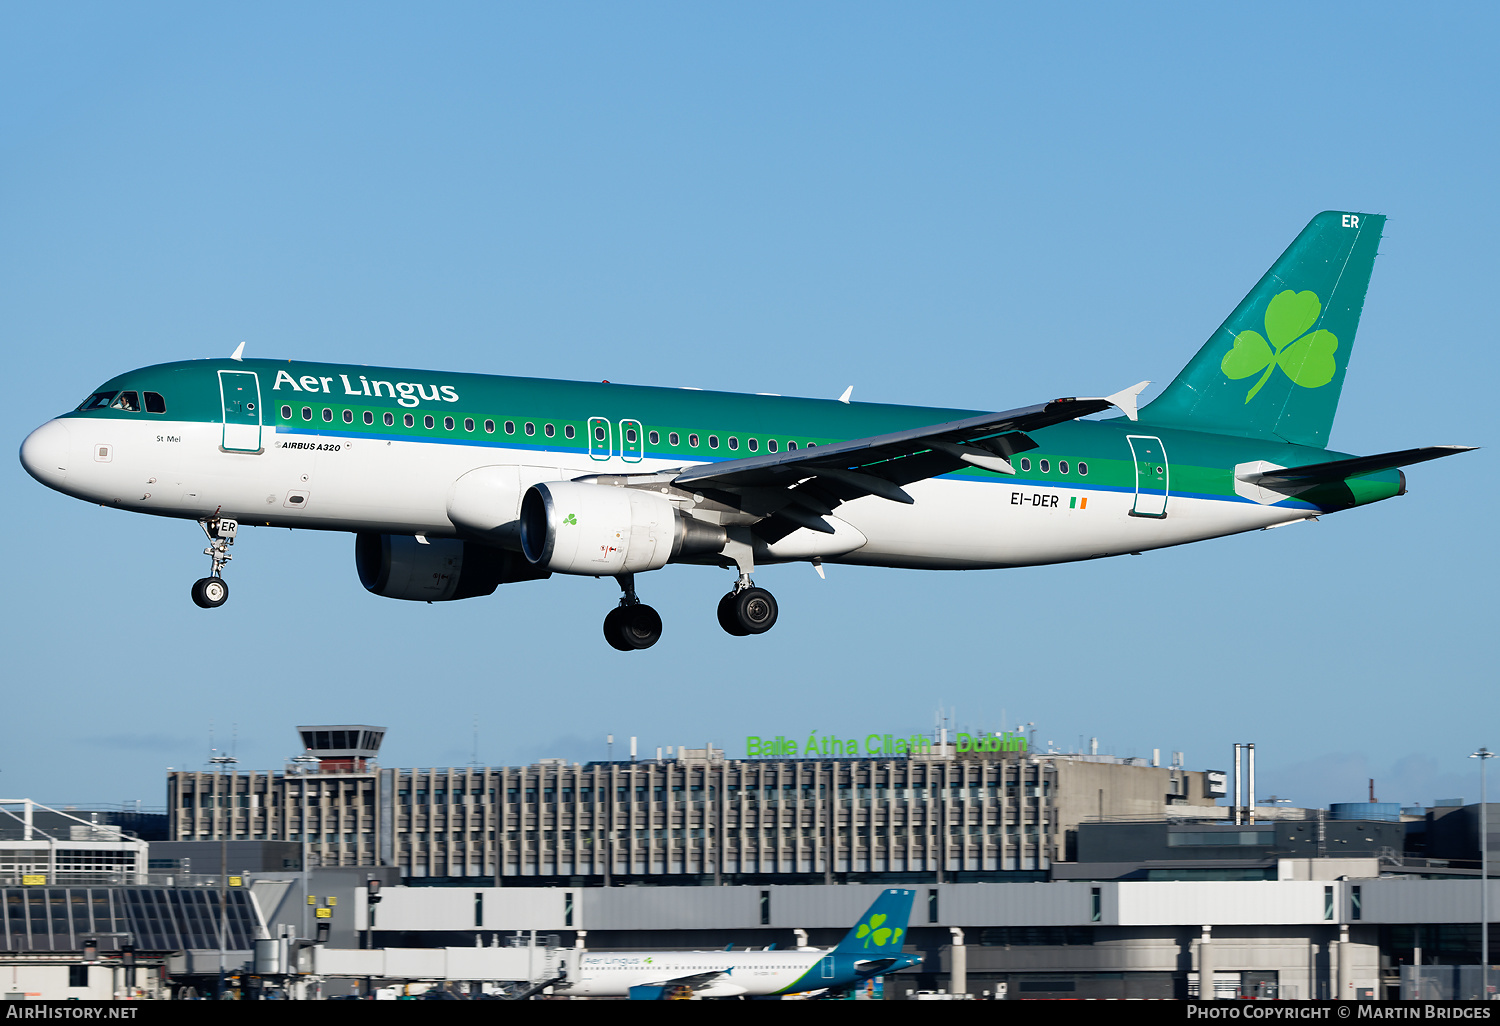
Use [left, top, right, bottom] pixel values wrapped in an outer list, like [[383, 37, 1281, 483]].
[[20, 419, 71, 488]]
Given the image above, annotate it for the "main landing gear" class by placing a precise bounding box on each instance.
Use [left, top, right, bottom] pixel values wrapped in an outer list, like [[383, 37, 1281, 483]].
[[603, 573, 663, 651], [716, 576, 778, 637], [191, 516, 237, 609], [599, 567, 780, 651]]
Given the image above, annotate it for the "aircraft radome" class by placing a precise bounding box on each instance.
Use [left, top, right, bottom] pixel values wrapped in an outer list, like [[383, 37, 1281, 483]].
[[19, 212, 1474, 650]]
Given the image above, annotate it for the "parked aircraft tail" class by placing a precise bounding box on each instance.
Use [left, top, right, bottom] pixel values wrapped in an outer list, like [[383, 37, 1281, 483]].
[[831, 889, 916, 955], [1138, 211, 1384, 448]]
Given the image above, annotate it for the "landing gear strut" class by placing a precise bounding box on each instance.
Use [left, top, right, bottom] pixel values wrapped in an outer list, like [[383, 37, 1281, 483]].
[[603, 573, 662, 651], [192, 516, 237, 609], [717, 575, 778, 636]]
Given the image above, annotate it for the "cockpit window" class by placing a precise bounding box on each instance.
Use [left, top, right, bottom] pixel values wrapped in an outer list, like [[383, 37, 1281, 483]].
[[111, 391, 141, 412], [78, 391, 118, 411], [144, 392, 166, 414]]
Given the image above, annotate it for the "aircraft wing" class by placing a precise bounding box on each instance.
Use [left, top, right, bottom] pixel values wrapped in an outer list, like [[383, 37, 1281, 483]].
[[626, 970, 745, 999], [670, 391, 1137, 540]]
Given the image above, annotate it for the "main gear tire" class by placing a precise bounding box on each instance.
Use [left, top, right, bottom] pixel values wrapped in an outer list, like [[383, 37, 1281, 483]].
[[717, 592, 750, 636], [619, 604, 663, 650], [733, 587, 778, 634], [603, 607, 633, 651]]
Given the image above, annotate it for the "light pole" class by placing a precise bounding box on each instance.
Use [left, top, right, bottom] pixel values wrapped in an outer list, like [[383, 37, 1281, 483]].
[[1472, 747, 1494, 1000]]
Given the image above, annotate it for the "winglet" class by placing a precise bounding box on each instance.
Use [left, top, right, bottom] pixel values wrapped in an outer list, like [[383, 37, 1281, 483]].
[[837, 386, 853, 404], [230, 341, 246, 362], [1102, 380, 1150, 421]]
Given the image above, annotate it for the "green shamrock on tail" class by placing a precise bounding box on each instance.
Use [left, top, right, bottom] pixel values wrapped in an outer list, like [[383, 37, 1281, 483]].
[[855, 914, 903, 948], [1221, 290, 1339, 403]]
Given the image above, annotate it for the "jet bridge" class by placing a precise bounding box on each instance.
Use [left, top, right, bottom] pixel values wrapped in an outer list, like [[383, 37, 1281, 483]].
[[311, 935, 570, 993]]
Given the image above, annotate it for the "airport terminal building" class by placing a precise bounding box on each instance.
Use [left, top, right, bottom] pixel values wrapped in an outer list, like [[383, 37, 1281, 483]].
[[8, 727, 1497, 1000], [164, 727, 1219, 885]]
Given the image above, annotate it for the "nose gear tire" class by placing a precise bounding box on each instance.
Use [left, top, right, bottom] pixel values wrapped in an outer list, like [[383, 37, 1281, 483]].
[[192, 577, 229, 608]]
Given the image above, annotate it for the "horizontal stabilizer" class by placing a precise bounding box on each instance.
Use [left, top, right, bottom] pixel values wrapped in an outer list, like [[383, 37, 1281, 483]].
[[1239, 445, 1476, 491]]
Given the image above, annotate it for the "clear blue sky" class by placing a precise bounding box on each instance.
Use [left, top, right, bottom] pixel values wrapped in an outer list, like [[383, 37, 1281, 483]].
[[3, 3, 1494, 812]]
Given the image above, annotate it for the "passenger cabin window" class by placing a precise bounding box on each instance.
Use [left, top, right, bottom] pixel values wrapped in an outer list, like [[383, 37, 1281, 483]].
[[425, 415, 435, 429], [525, 422, 535, 436], [302, 407, 313, 421], [564, 424, 575, 439], [281, 405, 292, 420], [144, 392, 166, 414], [1059, 460, 1069, 474], [748, 438, 758, 452], [669, 432, 679, 446], [544, 424, 555, 437], [1040, 459, 1050, 473], [1077, 461, 1088, 476], [384, 412, 395, 427], [364, 411, 374, 425], [649, 430, 659, 445], [708, 435, 719, 449], [1020, 457, 1031, 472], [768, 439, 777, 452], [504, 421, 515, 434], [444, 416, 455, 430], [322, 408, 333, 423], [343, 410, 354, 424], [404, 414, 414, 428], [688, 434, 699, 447], [484, 419, 495, 433]]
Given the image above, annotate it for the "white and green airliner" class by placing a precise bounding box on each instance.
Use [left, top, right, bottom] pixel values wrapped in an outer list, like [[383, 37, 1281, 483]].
[[563, 887, 919, 999], [19, 211, 1472, 649]]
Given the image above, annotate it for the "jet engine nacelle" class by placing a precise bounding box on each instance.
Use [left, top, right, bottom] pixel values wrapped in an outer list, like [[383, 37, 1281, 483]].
[[520, 480, 726, 576], [355, 532, 548, 602]]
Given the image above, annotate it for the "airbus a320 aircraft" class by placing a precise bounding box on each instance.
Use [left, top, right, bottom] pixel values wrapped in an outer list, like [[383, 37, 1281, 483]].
[[560, 887, 919, 999], [19, 212, 1472, 650]]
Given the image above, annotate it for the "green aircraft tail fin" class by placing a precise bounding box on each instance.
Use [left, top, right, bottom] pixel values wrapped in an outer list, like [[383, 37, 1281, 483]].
[[832, 889, 914, 955], [1138, 211, 1385, 447]]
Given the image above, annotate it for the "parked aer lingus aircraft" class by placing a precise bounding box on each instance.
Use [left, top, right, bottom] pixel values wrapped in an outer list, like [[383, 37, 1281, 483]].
[[561, 887, 919, 999], [20, 212, 1472, 650]]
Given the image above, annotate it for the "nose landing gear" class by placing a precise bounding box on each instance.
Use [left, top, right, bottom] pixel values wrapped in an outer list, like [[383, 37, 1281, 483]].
[[192, 516, 237, 609], [603, 573, 662, 651]]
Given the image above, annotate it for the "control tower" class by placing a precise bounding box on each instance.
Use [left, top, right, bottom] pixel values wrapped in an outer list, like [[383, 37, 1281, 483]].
[[293, 725, 386, 773]]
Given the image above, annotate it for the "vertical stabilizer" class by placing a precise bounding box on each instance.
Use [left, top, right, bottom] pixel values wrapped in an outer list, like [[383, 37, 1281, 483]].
[[831, 888, 915, 955], [1138, 211, 1384, 447]]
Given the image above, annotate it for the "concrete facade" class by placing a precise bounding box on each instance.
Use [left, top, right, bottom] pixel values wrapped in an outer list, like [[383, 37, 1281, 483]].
[[167, 749, 1215, 885]]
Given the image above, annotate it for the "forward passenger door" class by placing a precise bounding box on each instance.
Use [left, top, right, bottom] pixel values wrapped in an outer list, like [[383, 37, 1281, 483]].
[[218, 370, 263, 453]]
